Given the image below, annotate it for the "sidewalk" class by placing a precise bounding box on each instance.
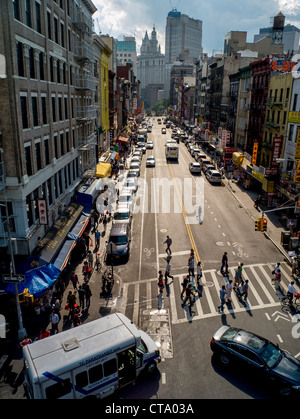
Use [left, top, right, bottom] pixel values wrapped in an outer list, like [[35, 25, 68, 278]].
[[224, 175, 291, 262]]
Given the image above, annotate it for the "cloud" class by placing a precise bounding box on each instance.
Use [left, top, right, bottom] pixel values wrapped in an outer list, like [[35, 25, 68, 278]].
[[93, 0, 300, 56]]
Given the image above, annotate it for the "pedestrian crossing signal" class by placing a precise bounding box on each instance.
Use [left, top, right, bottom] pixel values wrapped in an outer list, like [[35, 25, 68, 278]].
[[262, 218, 267, 231], [255, 218, 262, 231]]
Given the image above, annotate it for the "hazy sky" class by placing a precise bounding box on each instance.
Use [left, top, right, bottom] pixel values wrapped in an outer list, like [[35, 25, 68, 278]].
[[93, 0, 300, 55]]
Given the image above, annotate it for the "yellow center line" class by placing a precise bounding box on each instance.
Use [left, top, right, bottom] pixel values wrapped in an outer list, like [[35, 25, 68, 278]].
[[168, 163, 201, 265]]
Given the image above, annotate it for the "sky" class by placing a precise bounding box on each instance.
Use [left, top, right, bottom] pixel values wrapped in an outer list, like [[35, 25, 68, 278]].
[[93, 0, 300, 56]]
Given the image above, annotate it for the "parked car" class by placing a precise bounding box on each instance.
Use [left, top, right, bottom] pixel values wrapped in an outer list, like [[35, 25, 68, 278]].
[[146, 155, 155, 167], [118, 191, 134, 211], [113, 207, 133, 227], [191, 148, 200, 157], [189, 162, 201, 174], [161, 128, 166, 134], [131, 156, 141, 164], [129, 163, 140, 176], [137, 142, 146, 154], [199, 159, 211, 170], [106, 223, 131, 260], [203, 164, 215, 174], [206, 170, 222, 184], [146, 141, 154, 149], [211, 325, 300, 397], [195, 153, 207, 162], [125, 178, 138, 193], [127, 171, 138, 181], [133, 151, 142, 159]]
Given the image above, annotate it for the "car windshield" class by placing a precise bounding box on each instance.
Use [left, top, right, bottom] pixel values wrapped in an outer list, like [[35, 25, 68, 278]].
[[258, 343, 282, 368], [114, 212, 129, 220], [110, 235, 127, 245]]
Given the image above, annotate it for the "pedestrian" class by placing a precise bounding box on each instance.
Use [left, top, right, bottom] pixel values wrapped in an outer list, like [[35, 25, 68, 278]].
[[73, 307, 82, 327], [197, 261, 203, 286], [287, 281, 298, 304], [83, 283, 92, 309], [158, 271, 164, 294], [272, 262, 280, 276], [95, 230, 101, 248], [88, 251, 93, 270], [165, 260, 174, 282], [274, 269, 282, 291], [71, 271, 79, 290], [181, 276, 189, 298], [217, 285, 227, 313], [221, 252, 228, 275], [95, 253, 101, 271], [182, 283, 194, 307], [241, 279, 249, 301], [225, 279, 233, 302], [67, 291, 76, 319], [19, 336, 32, 348], [188, 255, 194, 279], [82, 261, 90, 281], [49, 310, 59, 334], [163, 236, 172, 255], [77, 285, 86, 309], [40, 329, 50, 339]]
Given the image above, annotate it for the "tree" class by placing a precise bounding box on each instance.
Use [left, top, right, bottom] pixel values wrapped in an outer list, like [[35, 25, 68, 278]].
[[153, 98, 170, 116]]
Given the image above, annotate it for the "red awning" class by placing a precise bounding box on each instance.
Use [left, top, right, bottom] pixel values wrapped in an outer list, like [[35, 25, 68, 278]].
[[118, 136, 129, 144]]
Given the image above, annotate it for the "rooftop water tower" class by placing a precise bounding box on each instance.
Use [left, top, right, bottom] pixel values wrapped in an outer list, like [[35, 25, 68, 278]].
[[272, 11, 285, 44]]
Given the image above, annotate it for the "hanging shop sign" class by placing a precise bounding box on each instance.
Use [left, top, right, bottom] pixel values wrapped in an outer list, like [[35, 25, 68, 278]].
[[38, 199, 48, 225], [252, 142, 259, 165]]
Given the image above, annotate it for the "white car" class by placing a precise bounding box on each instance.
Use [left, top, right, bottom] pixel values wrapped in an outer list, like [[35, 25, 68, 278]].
[[137, 142, 146, 154], [129, 163, 140, 176], [125, 178, 138, 193], [189, 162, 201, 174], [146, 156, 156, 167], [131, 156, 141, 164], [113, 208, 132, 226], [118, 192, 134, 211], [191, 148, 200, 157], [206, 170, 222, 184], [146, 141, 154, 149]]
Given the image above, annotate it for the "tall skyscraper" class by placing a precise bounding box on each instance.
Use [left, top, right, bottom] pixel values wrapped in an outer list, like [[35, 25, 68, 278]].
[[116, 36, 137, 76], [164, 9, 203, 93]]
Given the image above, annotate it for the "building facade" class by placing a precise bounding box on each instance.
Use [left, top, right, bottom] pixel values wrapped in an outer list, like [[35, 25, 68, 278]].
[[0, 0, 97, 256], [116, 36, 137, 76]]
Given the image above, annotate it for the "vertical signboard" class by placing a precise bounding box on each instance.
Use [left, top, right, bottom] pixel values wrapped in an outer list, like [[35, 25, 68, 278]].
[[38, 199, 48, 225], [252, 142, 259, 165], [271, 137, 282, 166]]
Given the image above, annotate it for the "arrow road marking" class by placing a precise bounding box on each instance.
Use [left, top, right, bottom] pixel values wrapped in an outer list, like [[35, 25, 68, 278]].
[[272, 311, 290, 322]]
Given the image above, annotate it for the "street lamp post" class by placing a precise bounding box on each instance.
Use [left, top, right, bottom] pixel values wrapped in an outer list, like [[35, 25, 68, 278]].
[[0, 203, 27, 340]]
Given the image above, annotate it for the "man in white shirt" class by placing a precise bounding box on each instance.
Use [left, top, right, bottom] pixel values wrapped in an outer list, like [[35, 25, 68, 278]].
[[287, 281, 298, 304], [49, 311, 59, 334]]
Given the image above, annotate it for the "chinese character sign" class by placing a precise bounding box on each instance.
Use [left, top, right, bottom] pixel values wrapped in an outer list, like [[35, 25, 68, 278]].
[[252, 142, 259, 165], [38, 199, 48, 225], [271, 137, 282, 166]]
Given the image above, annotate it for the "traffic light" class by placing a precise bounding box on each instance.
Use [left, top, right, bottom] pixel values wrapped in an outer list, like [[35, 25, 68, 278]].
[[262, 218, 267, 231], [255, 218, 262, 231]]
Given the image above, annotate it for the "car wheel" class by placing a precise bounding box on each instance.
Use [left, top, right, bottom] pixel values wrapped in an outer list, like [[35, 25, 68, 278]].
[[279, 385, 292, 397], [219, 352, 230, 366], [145, 361, 156, 374]]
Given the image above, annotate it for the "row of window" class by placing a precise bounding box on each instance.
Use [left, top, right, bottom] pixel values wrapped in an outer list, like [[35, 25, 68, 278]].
[[26, 158, 80, 228], [20, 94, 77, 129]]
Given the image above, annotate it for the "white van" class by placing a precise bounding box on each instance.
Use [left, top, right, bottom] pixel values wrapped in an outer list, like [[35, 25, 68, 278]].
[[165, 143, 179, 160], [23, 313, 161, 399]]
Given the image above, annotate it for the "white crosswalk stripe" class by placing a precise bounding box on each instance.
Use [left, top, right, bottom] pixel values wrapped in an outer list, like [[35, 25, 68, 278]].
[[120, 263, 294, 326]]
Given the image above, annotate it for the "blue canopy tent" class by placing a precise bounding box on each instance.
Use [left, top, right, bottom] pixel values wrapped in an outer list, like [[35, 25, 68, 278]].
[[5, 264, 61, 298]]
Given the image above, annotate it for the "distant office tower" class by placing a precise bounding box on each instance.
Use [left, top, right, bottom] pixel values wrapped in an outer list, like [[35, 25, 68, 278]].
[[164, 9, 202, 93], [116, 36, 137, 76], [165, 9, 203, 63]]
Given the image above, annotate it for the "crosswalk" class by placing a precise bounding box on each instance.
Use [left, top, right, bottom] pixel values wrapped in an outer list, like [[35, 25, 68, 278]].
[[120, 262, 295, 326]]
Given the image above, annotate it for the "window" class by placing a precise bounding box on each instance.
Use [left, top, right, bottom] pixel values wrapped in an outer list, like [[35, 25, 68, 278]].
[[279, 88, 283, 103], [13, 0, 21, 21], [16, 42, 24, 77], [44, 138, 50, 165], [32, 97, 38, 126], [50, 56, 54, 82], [60, 133, 64, 156], [39, 52, 44, 80], [20, 96, 29, 129], [45, 378, 72, 399], [75, 371, 88, 389], [47, 12, 52, 40], [29, 47, 35, 79], [52, 97, 56, 122], [35, 2, 41, 33], [57, 60, 60, 83], [25, 145, 32, 176], [35, 142, 42, 171], [89, 365, 103, 384], [54, 17, 58, 44], [41, 97, 47, 124], [58, 97, 62, 120], [61, 23, 65, 47], [64, 98, 68, 119], [26, 194, 34, 227], [103, 359, 117, 377], [292, 94, 298, 112], [288, 124, 295, 142], [25, 0, 32, 28], [54, 135, 58, 159]]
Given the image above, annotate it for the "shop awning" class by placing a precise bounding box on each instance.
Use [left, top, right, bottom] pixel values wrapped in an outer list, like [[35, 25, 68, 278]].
[[95, 162, 111, 178], [52, 239, 76, 271], [5, 264, 61, 298], [36, 203, 83, 265], [118, 136, 129, 144], [68, 213, 90, 241]]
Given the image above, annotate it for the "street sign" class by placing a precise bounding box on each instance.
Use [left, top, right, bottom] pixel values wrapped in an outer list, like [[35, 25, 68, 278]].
[[3, 275, 25, 283]]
